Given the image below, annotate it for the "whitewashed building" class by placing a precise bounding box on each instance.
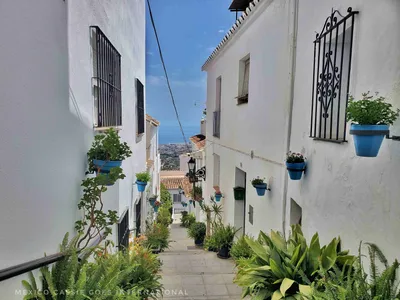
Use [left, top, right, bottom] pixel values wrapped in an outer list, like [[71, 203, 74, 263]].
[[203, 0, 400, 261], [0, 0, 146, 296]]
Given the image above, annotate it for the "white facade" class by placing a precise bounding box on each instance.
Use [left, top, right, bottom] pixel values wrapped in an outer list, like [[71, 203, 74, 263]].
[[203, 0, 400, 261], [0, 0, 145, 297]]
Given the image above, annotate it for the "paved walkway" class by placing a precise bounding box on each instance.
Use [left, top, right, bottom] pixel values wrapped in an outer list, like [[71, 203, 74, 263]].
[[158, 223, 243, 300]]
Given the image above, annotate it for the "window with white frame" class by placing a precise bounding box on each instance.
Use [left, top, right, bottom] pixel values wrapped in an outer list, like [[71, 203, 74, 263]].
[[237, 57, 250, 105]]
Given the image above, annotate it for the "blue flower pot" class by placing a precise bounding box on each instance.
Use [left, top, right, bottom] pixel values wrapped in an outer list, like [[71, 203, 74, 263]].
[[136, 180, 147, 192], [149, 198, 156, 207], [182, 202, 187, 207], [189, 200, 193, 205], [286, 162, 306, 180], [154, 206, 159, 213], [215, 194, 222, 202], [253, 184, 267, 196], [350, 124, 389, 157], [93, 159, 122, 173]]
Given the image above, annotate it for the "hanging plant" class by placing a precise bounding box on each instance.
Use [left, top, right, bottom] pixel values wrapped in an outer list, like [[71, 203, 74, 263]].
[[286, 152, 306, 180], [136, 171, 151, 192], [347, 92, 399, 157], [251, 177, 269, 196], [153, 200, 161, 213], [87, 128, 132, 180], [149, 195, 158, 207], [215, 192, 223, 202]]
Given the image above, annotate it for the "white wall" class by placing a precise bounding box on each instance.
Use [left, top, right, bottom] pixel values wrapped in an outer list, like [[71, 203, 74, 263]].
[[288, 0, 400, 261], [0, 0, 145, 297], [204, 0, 294, 237], [68, 0, 146, 231], [204, 0, 400, 262]]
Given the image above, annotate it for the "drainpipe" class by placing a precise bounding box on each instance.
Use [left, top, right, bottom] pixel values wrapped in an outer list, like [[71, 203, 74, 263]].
[[282, 0, 299, 238]]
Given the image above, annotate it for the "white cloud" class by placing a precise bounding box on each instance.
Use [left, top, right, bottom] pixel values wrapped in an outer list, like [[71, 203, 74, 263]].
[[218, 29, 225, 33], [146, 51, 154, 56], [147, 75, 165, 86], [149, 64, 160, 69]]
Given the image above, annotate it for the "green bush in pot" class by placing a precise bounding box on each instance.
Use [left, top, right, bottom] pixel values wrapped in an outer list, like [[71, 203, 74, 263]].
[[188, 222, 206, 246], [213, 223, 240, 259]]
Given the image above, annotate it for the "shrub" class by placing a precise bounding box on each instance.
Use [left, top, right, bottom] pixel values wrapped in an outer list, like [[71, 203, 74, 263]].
[[136, 171, 151, 182], [286, 151, 306, 163], [142, 222, 170, 251], [230, 235, 254, 261], [181, 212, 196, 228], [204, 235, 219, 252], [213, 223, 239, 250], [310, 243, 400, 300], [346, 92, 400, 125], [188, 222, 206, 242], [156, 205, 173, 227], [22, 233, 162, 299], [234, 225, 355, 299]]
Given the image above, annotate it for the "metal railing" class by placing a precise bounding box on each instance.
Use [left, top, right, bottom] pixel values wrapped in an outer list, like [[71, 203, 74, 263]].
[[118, 209, 129, 251], [213, 111, 221, 138]]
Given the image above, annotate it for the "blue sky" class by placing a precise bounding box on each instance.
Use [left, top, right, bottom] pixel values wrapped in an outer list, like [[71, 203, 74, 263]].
[[145, 0, 235, 143]]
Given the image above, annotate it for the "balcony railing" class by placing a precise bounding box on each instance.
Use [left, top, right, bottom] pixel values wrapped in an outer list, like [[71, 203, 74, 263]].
[[213, 111, 221, 138]]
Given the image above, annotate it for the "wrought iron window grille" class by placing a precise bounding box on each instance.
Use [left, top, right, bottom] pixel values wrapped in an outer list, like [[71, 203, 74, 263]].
[[310, 7, 358, 142], [91, 26, 122, 128], [136, 79, 145, 135]]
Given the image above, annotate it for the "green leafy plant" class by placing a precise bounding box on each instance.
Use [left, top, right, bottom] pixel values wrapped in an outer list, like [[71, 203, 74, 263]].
[[87, 128, 132, 173], [286, 151, 306, 163], [204, 234, 219, 252], [346, 92, 400, 125], [188, 222, 206, 243], [136, 171, 151, 183], [22, 233, 162, 300], [251, 177, 265, 186], [156, 201, 173, 227], [75, 169, 123, 249], [213, 223, 240, 250], [310, 243, 400, 300], [230, 235, 254, 261], [181, 212, 196, 228], [234, 225, 355, 299], [142, 222, 170, 251], [191, 185, 203, 200]]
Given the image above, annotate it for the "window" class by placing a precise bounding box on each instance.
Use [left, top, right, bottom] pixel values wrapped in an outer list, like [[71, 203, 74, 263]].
[[290, 199, 302, 226], [91, 26, 122, 128], [213, 77, 221, 137], [310, 8, 358, 142], [136, 79, 145, 135], [237, 57, 250, 105], [173, 194, 182, 203]]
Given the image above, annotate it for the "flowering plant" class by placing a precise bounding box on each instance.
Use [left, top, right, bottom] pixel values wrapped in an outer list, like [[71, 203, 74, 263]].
[[251, 177, 265, 185], [286, 152, 306, 163], [154, 200, 161, 207]]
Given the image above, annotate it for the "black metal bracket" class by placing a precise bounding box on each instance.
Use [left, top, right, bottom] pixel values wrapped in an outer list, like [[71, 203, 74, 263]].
[[386, 134, 400, 141]]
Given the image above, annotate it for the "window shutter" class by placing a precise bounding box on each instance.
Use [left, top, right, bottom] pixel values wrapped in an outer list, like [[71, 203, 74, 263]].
[[242, 59, 250, 96], [136, 79, 145, 134]]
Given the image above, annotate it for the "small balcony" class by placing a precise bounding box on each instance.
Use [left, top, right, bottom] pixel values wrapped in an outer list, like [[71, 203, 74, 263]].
[[213, 111, 221, 138]]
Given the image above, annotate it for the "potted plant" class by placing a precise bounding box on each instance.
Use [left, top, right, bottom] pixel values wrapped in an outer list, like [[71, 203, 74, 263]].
[[251, 177, 268, 196], [214, 223, 239, 259], [189, 199, 193, 205], [191, 186, 203, 201], [188, 222, 206, 246], [153, 200, 161, 213], [215, 192, 222, 202], [149, 195, 157, 207], [347, 92, 399, 157], [233, 186, 245, 200], [136, 171, 151, 192], [181, 201, 187, 208], [87, 128, 132, 176], [286, 152, 306, 180]]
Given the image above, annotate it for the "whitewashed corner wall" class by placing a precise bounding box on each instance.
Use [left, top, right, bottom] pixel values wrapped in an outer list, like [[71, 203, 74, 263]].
[[0, 0, 145, 297], [287, 0, 400, 262], [204, 0, 400, 263]]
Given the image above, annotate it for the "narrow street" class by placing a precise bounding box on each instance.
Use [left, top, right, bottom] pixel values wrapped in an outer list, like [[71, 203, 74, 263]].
[[158, 223, 243, 300]]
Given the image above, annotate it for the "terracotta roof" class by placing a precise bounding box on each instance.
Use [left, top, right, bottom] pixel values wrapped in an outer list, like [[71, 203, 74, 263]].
[[190, 134, 206, 150], [160, 171, 192, 196], [202, 0, 262, 70], [146, 114, 160, 126]]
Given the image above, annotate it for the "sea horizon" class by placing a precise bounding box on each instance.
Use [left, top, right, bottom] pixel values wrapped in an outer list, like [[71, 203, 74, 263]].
[[158, 124, 200, 145]]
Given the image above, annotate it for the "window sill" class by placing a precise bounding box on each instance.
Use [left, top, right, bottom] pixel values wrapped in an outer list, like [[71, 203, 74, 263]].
[[94, 126, 122, 132], [312, 137, 347, 144], [236, 95, 248, 105]]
